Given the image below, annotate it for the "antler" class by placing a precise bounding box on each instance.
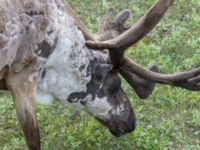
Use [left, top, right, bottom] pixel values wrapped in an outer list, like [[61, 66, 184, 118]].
[[86, 0, 175, 69], [92, 6, 160, 99], [65, 0, 200, 91], [121, 58, 200, 91], [95, 7, 132, 41], [86, 0, 175, 50]]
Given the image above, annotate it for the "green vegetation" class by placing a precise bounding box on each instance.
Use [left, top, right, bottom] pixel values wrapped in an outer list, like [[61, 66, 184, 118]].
[[0, 0, 200, 149]]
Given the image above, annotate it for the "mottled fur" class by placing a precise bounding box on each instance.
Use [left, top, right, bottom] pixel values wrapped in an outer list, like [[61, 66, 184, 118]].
[[0, 0, 136, 149]]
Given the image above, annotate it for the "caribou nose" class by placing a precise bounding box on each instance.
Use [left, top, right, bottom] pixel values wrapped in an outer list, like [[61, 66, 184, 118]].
[[110, 117, 136, 137]]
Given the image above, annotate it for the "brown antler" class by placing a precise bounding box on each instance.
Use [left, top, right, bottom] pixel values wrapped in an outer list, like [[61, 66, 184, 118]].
[[95, 7, 132, 41], [86, 0, 175, 68], [120, 58, 200, 91], [85, 0, 200, 90], [86, 0, 174, 50], [65, 0, 200, 91], [120, 65, 160, 99]]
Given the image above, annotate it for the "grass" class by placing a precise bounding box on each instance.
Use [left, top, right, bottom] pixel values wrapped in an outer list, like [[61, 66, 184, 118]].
[[0, 0, 200, 149]]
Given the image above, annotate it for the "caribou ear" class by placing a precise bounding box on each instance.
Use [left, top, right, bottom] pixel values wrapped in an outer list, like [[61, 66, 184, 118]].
[[92, 64, 113, 83]]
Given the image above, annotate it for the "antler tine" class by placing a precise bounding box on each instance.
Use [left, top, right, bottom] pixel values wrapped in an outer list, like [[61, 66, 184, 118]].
[[120, 65, 160, 99], [121, 58, 200, 84], [97, 6, 115, 33], [86, 0, 175, 51], [121, 58, 200, 91]]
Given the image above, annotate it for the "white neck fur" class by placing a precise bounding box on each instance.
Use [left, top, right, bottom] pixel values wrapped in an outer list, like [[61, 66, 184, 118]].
[[37, 0, 92, 105]]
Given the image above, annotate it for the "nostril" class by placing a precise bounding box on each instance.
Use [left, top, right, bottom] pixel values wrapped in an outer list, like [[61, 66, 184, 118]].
[[109, 118, 136, 137]]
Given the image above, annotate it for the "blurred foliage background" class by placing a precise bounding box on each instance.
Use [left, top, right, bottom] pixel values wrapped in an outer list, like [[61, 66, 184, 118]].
[[0, 0, 200, 149]]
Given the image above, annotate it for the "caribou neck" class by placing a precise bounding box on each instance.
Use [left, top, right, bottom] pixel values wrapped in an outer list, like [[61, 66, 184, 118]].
[[36, 3, 108, 105]]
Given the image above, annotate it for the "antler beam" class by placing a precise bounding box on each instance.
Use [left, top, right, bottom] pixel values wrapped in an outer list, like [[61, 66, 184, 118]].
[[121, 58, 200, 90], [86, 0, 175, 51], [121, 58, 200, 83]]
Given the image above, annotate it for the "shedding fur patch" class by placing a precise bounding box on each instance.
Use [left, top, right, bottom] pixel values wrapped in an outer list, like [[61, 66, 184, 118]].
[[37, 0, 91, 104]]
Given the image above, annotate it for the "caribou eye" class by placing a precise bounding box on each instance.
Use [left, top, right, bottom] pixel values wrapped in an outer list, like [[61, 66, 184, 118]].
[[94, 74, 104, 83], [104, 75, 121, 94], [92, 63, 113, 83]]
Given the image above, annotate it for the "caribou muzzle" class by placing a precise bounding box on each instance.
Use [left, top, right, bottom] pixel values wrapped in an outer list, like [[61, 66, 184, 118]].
[[97, 109, 136, 137]]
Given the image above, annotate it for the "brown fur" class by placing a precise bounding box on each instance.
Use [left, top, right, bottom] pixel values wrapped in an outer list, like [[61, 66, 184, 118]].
[[0, 78, 7, 90], [0, 1, 49, 149], [6, 61, 41, 150]]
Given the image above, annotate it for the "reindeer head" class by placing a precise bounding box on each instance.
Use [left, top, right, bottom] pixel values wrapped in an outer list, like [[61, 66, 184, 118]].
[[38, 0, 200, 138], [63, 0, 200, 136], [74, 8, 159, 136], [81, 63, 136, 137]]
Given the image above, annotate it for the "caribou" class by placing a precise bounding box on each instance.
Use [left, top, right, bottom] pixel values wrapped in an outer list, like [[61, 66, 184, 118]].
[[0, 0, 200, 149]]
